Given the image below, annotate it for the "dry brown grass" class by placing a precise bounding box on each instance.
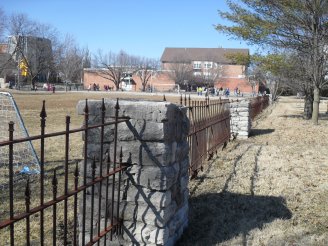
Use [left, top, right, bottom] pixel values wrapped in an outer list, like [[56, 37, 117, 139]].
[[2, 91, 327, 245], [177, 97, 328, 246]]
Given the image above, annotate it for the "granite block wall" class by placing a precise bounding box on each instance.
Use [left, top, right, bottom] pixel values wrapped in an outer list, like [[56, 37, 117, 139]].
[[77, 99, 190, 246]]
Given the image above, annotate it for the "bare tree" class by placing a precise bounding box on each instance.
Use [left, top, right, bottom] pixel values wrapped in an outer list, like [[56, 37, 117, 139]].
[[94, 50, 140, 91], [56, 35, 85, 88], [192, 62, 223, 88], [167, 62, 193, 89], [136, 57, 159, 91], [0, 7, 6, 42], [6, 13, 56, 89]]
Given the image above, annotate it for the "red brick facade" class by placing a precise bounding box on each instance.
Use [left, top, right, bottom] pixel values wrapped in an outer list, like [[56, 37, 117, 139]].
[[83, 67, 256, 93], [83, 48, 257, 93], [83, 69, 176, 92]]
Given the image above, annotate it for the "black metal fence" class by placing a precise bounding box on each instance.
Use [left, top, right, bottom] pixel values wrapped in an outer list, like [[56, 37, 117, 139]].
[[250, 96, 270, 120], [0, 98, 129, 245], [0, 94, 269, 245], [178, 95, 231, 178]]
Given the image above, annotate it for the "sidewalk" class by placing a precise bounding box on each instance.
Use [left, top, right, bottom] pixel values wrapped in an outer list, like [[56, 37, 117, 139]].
[[177, 97, 328, 245]]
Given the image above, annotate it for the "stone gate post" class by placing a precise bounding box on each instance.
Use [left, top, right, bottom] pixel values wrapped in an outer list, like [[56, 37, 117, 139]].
[[77, 99, 190, 246]]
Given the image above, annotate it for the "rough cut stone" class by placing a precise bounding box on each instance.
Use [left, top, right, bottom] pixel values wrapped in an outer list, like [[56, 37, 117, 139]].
[[126, 186, 172, 208], [77, 99, 190, 246]]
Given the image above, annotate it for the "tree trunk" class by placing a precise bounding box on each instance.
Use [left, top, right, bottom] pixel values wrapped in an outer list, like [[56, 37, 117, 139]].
[[31, 79, 35, 90], [303, 93, 313, 120], [312, 87, 320, 124]]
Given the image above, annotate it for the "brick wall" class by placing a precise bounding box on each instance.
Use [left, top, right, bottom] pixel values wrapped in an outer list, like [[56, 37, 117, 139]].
[[83, 70, 176, 92]]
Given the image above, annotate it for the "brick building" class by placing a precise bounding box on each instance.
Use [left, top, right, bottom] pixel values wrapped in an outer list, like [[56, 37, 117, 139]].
[[161, 47, 257, 93], [83, 47, 257, 93], [83, 68, 176, 92]]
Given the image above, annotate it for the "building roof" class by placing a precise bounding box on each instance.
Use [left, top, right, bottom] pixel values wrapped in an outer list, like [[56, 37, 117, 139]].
[[160, 47, 249, 64]]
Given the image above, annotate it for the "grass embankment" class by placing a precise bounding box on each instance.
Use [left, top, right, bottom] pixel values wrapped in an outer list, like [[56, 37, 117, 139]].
[[177, 97, 328, 245]]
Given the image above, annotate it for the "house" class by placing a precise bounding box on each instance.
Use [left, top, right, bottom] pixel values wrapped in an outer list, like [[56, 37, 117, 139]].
[[0, 35, 54, 89], [0, 44, 17, 88], [7, 35, 53, 82], [160, 47, 257, 93]]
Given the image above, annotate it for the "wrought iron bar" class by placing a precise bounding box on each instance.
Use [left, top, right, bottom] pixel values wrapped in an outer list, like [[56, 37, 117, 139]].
[[73, 162, 79, 246], [90, 157, 97, 243], [52, 169, 58, 246], [116, 147, 123, 235], [97, 98, 106, 246], [82, 99, 89, 246], [111, 99, 120, 239], [104, 150, 111, 246], [8, 121, 14, 246], [64, 115, 70, 246], [39, 100, 46, 246], [25, 178, 31, 246]]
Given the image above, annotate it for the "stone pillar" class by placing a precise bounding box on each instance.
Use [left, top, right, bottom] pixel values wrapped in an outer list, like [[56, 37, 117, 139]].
[[77, 99, 190, 246], [230, 100, 251, 139]]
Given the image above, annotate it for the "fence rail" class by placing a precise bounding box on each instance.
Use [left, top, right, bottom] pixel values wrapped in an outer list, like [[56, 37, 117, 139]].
[[250, 96, 269, 120], [0, 94, 269, 245], [0, 98, 129, 246], [178, 95, 231, 178]]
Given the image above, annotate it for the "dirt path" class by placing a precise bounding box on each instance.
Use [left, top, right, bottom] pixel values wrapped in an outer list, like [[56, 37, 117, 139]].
[[178, 97, 328, 246]]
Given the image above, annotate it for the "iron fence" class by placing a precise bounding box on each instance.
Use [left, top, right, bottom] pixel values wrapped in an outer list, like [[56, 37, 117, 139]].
[[250, 96, 269, 120], [0, 94, 254, 244], [178, 95, 231, 178], [0, 98, 129, 246]]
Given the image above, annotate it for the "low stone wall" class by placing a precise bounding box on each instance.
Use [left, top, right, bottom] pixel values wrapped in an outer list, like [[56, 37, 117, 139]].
[[230, 100, 251, 139], [77, 99, 190, 246], [230, 96, 270, 139]]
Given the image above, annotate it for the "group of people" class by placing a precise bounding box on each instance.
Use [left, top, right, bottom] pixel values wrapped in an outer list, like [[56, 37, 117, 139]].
[[87, 83, 100, 91], [87, 83, 114, 91], [43, 83, 56, 93], [196, 86, 242, 97]]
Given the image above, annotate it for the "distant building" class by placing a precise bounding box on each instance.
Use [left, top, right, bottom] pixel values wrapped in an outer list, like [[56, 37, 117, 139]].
[[8, 36, 52, 61], [83, 68, 173, 92], [83, 47, 257, 93], [0, 43, 16, 87], [0, 36, 53, 88], [160, 47, 256, 93]]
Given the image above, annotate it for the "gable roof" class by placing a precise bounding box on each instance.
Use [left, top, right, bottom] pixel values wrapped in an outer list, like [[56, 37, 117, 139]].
[[160, 47, 249, 64]]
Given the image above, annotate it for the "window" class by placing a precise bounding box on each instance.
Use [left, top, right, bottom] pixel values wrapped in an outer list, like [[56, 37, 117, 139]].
[[204, 62, 212, 69], [193, 61, 201, 69]]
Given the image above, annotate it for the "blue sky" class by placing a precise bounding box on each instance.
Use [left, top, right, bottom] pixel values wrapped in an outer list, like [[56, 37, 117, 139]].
[[1, 0, 254, 59]]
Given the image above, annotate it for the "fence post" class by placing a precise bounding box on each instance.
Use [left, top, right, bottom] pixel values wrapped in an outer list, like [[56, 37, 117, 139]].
[[77, 99, 190, 245]]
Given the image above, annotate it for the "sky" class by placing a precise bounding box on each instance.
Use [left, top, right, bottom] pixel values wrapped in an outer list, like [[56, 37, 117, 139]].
[[1, 0, 254, 59]]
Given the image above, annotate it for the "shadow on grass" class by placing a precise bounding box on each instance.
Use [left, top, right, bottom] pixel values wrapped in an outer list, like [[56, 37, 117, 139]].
[[249, 128, 275, 137], [279, 114, 304, 119], [319, 113, 328, 120], [176, 192, 292, 245], [278, 113, 328, 120]]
